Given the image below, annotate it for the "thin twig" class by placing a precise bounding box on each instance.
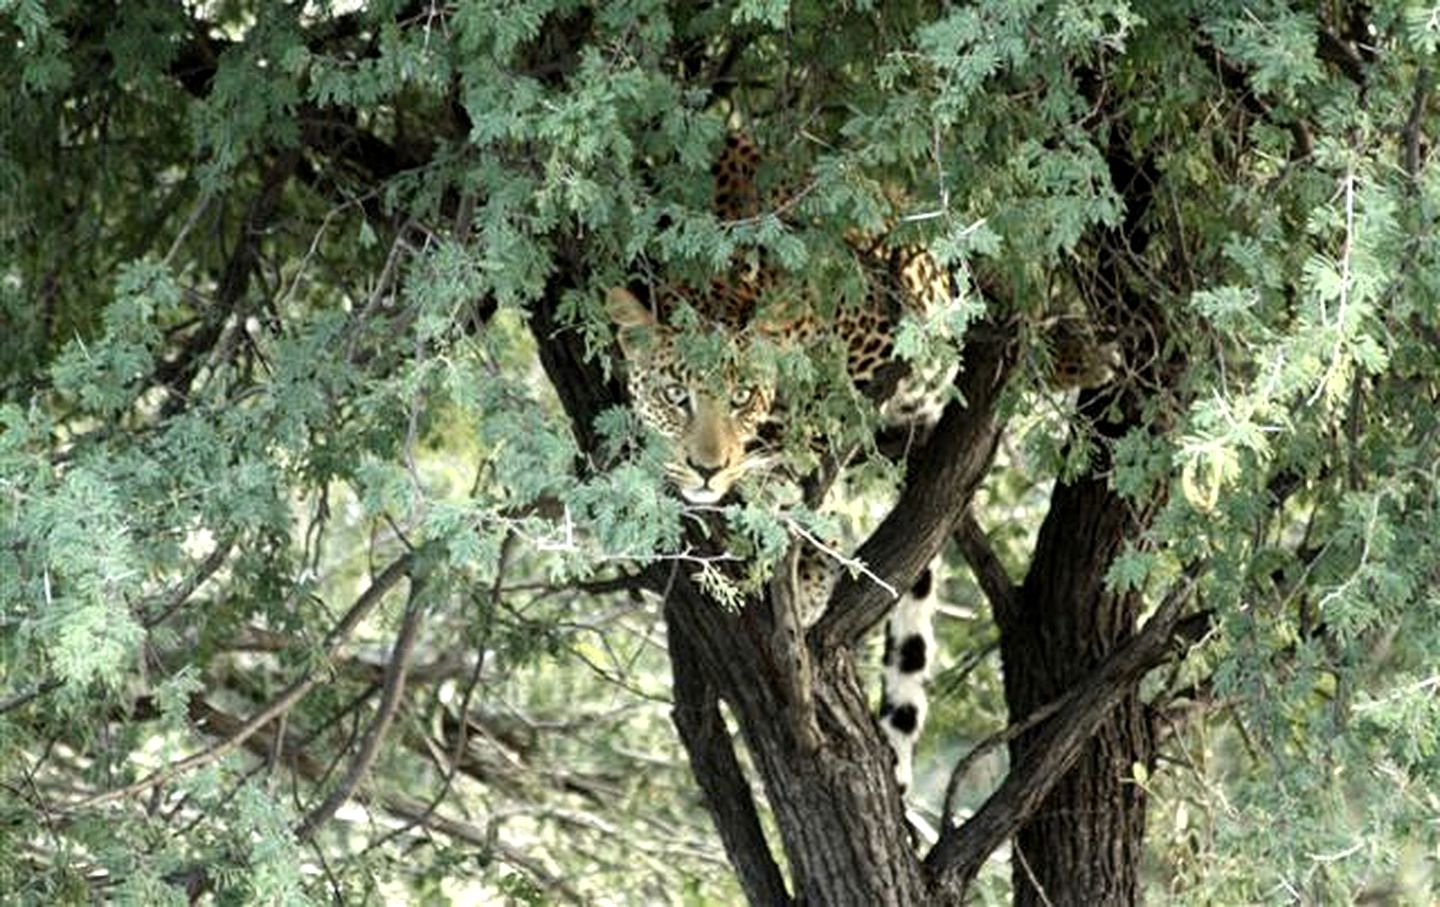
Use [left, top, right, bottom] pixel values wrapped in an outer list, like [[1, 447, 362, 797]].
[[783, 516, 897, 600], [142, 536, 236, 628], [162, 193, 212, 267], [1013, 841, 1056, 907], [927, 565, 1205, 887], [720, 178, 820, 228], [380, 794, 584, 903], [295, 568, 428, 841], [66, 554, 413, 813], [1307, 166, 1356, 407]]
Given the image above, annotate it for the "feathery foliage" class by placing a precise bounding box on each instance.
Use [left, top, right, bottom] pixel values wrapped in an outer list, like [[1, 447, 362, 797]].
[[2, 0, 1439, 903]]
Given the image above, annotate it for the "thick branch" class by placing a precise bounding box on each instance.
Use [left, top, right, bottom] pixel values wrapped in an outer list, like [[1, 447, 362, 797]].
[[530, 241, 626, 458], [925, 569, 1201, 890], [0, 678, 66, 716], [142, 536, 236, 628], [816, 322, 1018, 648], [1404, 68, 1433, 185], [1195, 38, 1314, 161], [940, 693, 1066, 831], [668, 611, 792, 906], [529, 244, 788, 898], [154, 149, 299, 405], [1317, 28, 1367, 87]]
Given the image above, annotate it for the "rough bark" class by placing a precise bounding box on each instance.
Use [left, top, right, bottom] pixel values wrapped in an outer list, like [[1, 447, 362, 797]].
[[924, 565, 1198, 894], [1001, 473, 1150, 906], [817, 322, 1018, 649], [671, 327, 1016, 904], [664, 576, 929, 905], [668, 611, 792, 906], [164, 10, 1188, 893]]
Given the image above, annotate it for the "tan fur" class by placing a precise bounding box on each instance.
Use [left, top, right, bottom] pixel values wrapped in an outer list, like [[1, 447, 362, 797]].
[[606, 137, 956, 503], [608, 287, 777, 503]]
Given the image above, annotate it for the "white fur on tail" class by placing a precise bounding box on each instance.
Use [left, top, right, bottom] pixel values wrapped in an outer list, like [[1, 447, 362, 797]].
[[879, 563, 939, 793]]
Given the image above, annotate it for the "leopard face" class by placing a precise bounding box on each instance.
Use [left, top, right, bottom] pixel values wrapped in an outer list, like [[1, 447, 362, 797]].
[[608, 288, 778, 504]]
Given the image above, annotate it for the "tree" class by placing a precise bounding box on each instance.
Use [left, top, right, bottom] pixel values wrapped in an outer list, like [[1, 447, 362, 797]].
[[3, 1, 1438, 904]]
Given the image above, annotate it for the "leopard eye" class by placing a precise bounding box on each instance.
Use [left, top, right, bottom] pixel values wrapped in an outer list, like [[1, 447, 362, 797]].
[[661, 383, 689, 406], [731, 386, 756, 408]]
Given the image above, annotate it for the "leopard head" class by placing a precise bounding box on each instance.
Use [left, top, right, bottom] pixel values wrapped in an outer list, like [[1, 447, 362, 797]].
[[607, 288, 778, 504]]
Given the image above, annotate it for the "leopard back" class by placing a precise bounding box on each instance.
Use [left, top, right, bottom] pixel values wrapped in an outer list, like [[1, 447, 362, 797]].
[[608, 137, 951, 503]]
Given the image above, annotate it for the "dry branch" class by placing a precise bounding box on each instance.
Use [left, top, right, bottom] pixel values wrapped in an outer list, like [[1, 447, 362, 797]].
[[295, 570, 428, 841]]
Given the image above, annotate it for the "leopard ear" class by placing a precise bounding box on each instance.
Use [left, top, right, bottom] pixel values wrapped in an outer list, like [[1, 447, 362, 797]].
[[606, 287, 659, 358]]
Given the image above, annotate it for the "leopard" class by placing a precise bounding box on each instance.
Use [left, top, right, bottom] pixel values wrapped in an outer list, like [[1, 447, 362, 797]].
[[610, 134, 1126, 798], [607, 134, 953, 793]]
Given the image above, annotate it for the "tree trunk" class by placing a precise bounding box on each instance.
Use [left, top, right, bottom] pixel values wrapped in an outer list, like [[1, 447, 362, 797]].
[[665, 579, 931, 905], [999, 457, 1153, 905], [985, 91, 1172, 904]]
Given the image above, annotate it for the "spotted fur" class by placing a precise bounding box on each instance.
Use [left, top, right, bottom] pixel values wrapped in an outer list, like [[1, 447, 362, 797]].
[[608, 288, 779, 505], [609, 135, 955, 794], [610, 137, 952, 504], [880, 565, 939, 793]]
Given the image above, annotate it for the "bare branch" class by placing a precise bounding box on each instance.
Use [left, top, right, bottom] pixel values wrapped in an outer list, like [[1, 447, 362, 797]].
[[66, 554, 413, 812], [784, 516, 895, 599], [938, 609, 1209, 825], [295, 569, 428, 842], [362, 534, 512, 854], [939, 694, 1065, 830], [379, 794, 585, 903], [953, 509, 1018, 621], [167, 692, 585, 904], [1317, 29, 1367, 87], [154, 149, 300, 409], [0, 678, 66, 717]]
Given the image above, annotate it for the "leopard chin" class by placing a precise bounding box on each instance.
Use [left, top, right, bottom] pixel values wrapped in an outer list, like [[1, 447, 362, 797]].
[[678, 485, 727, 505]]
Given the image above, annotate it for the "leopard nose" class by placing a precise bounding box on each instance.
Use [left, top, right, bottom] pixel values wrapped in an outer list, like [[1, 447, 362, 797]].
[[688, 459, 721, 482]]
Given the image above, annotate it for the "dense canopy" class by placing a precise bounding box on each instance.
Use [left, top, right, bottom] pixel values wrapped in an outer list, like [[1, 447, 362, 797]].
[[3, 1, 1439, 903]]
